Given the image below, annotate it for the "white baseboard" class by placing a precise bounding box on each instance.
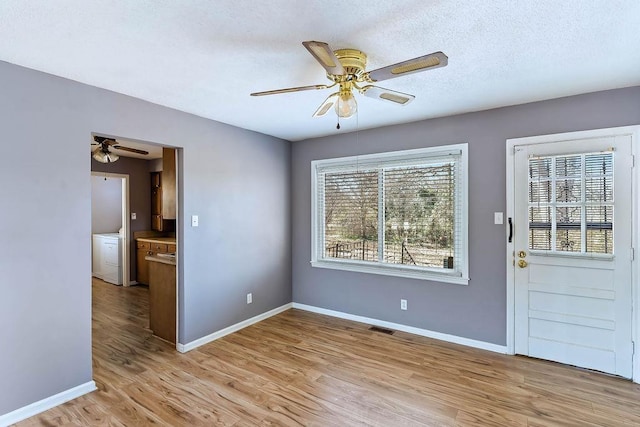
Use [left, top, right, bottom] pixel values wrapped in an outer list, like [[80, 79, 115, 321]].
[[292, 303, 508, 354], [177, 301, 507, 355], [0, 381, 96, 427], [177, 303, 293, 353]]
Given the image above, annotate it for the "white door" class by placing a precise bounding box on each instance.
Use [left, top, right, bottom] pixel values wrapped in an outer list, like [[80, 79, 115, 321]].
[[513, 134, 633, 378]]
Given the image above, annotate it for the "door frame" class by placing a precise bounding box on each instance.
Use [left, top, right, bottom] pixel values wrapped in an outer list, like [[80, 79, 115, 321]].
[[506, 125, 640, 382], [90, 171, 130, 286]]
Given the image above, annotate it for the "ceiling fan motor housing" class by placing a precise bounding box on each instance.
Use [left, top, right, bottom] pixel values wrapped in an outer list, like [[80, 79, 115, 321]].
[[331, 49, 367, 80]]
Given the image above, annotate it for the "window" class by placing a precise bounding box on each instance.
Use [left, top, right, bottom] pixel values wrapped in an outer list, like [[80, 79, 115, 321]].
[[528, 151, 614, 255], [311, 144, 468, 284]]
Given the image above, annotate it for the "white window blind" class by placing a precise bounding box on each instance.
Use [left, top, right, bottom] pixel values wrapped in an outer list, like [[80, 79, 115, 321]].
[[311, 144, 469, 284], [528, 151, 614, 255]]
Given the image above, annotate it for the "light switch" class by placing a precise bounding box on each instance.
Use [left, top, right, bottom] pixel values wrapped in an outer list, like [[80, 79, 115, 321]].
[[494, 212, 504, 225], [191, 215, 199, 227], [131, 212, 137, 220]]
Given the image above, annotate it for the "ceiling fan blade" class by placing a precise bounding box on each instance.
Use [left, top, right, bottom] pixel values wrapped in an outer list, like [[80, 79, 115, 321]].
[[251, 84, 330, 97], [302, 41, 345, 75], [94, 136, 118, 147], [113, 145, 149, 155], [313, 92, 339, 118], [365, 51, 448, 82], [361, 85, 415, 105]]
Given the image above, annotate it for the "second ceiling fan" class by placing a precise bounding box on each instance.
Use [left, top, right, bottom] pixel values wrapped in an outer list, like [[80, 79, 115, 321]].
[[91, 136, 149, 163], [251, 41, 448, 120]]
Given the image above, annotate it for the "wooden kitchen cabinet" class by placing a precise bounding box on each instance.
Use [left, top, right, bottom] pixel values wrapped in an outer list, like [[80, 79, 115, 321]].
[[151, 215, 163, 231], [162, 147, 176, 220], [151, 172, 162, 213], [136, 239, 175, 285], [150, 147, 176, 231], [136, 241, 152, 285], [151, 170, 161, 188], [147, 256, 176, 343], [151, 171, 163, 231], [151, 243, 168, 253]]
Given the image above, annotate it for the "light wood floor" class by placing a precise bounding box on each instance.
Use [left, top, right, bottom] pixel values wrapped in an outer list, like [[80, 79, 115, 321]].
[[17, 279, 640, 426]]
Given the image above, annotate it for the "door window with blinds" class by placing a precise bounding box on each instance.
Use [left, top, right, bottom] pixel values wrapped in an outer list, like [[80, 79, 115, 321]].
[[311, 144, 469, 284], [528, 151, 614, 255]]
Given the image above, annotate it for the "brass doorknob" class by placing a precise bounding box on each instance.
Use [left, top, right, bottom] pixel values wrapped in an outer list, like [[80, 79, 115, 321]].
[[518, 250, 527, 258], [518, 259, 528, 268]]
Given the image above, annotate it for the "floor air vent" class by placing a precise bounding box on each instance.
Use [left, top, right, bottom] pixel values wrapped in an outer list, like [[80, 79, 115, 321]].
[[369, 326, 395, 335]]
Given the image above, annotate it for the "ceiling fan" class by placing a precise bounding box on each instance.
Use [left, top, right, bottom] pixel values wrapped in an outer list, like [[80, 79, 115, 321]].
[[91, 136, 149, 163], [251, 41, 448, 121]]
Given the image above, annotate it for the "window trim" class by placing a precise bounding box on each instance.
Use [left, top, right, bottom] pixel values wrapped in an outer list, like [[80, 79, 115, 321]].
[[310, 144, 469, 285]]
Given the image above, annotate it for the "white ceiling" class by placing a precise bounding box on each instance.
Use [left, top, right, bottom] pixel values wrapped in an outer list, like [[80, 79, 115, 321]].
[[1, 1, 639, 142]]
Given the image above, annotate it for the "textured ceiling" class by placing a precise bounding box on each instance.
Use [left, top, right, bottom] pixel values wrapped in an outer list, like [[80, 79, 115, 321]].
[[1, 0, 639, 142]]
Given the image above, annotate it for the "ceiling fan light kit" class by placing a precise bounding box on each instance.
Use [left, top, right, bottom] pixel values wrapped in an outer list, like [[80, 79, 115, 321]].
[[92, 147, 119, 163], [336, 88, 357, 118], [251, 41, 448, 122]]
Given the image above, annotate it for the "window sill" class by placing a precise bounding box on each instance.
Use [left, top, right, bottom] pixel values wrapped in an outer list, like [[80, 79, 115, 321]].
[[310, 259, 469, 285]]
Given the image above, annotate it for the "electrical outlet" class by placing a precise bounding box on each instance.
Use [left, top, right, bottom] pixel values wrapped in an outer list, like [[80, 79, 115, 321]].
[[247, 293, 252, 304], [400, 299, 407, 310]]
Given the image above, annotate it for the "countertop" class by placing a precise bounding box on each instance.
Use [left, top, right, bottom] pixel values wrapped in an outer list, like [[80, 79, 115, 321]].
[[137, 237, 176, 244], [145, 254, 177, 265]]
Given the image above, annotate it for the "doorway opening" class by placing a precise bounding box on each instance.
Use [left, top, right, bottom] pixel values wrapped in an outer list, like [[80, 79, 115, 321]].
[[90, 134, 181, 349], [91, 172, 130, 286]]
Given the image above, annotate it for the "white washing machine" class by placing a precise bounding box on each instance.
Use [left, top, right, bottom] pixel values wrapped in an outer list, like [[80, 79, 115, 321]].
[[92, 233, 123, 285]]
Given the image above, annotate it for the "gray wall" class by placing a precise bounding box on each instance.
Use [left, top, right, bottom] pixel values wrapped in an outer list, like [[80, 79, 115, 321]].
[[149, 158, 162, 172], [291, 86, 640, 346], [92, 156, 153, 280], [0, 60, 291, 416], [91, 174, 122, 234]]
